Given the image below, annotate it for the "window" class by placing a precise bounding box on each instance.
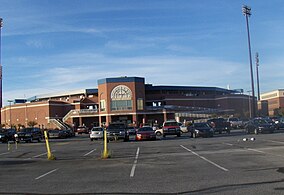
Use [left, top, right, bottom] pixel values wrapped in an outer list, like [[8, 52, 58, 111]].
[[137, 98, 143, 110], [110, 85, 133, 111], [111, 100, 132, 111], [100, 100, 106, 111]]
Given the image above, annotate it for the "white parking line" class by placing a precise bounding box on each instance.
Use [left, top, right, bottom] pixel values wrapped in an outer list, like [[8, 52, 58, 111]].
[[0, 152, 10, 156], [34, 150, 56, 158], [35, 169, 58, 180], [83, 149, 96, 156], [222, 142, 284, 158], [180, 145, 229, 172], [130, 147, 140, 178], [262, 139, 284, 144], [246, 148, 266, 154], [24, 150, 56, 160], [223, 143, 233, 146]]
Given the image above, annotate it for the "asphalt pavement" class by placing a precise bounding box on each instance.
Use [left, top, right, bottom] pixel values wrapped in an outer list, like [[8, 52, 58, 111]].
[[1, 130, 284, 194]]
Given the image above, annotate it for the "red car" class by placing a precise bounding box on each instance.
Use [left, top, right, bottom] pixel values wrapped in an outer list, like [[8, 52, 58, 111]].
[[76, 126, 89, 134], [136, 126, 156, 141]]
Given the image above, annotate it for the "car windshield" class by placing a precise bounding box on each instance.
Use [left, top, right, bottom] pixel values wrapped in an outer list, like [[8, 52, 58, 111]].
[[138, 127, 153, 132], [164, 122, 178, 126], [92, 128, 103, 131], [20, 128, 32, 133], [49, 130, 59, 133], [254, 119, 268, 124], [194, 123, 210, 128], [108, 124, 126, 130]]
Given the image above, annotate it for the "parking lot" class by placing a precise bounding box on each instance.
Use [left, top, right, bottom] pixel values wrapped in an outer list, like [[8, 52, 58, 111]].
[[1, 130, 284, 194]]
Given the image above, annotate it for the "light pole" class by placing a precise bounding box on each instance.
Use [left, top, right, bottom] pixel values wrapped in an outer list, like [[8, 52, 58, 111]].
[[0, 18, 3, 127], [255, 52, 260, 101], [242, 5, 256, 118], [247, 90, 252, 118], [8, 100, 12, 128]]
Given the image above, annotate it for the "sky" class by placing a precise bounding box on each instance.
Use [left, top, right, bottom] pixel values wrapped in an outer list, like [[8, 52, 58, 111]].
[[0, 0, 284, 105]]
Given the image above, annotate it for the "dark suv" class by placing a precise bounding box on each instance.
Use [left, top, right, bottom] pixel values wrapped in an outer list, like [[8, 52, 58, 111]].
[[162, 121, 181, 137], [107, 123, 129, 141], [16, 127, 43, 143], [0, 129, 17, 143]]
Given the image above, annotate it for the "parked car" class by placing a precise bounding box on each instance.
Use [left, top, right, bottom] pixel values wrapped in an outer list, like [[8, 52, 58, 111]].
[[273, 117, 284, 130], [16, 127, 43, 143], [48, 129, 66, 139], [107, 122, 129, 141], [178, 122, 189, 133], [90, 127, 104, 141], [189, 123, 214, 138], [128, 126, 137, 135], [227, 117, 243, 129], [76, 126, 89, 134], [0, 128, 17, 143], [162, 121, 181, 137], [207, 118, 230, 134], [62, 129, 75, 137], [245, 118, 275, 134], [136, 126, 156, 141]]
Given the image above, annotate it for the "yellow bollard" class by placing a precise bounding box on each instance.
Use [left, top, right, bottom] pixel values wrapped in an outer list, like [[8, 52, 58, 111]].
[[102, 128, 110, 159], [44, 131, 56, 160]]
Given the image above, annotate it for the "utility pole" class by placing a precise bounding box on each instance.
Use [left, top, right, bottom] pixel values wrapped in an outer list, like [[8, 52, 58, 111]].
[[0, 18, 3, 127], [255, 52, 260, 101], [242, 5, 256, 118]]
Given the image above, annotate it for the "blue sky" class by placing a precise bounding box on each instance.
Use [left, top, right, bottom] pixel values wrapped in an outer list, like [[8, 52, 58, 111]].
[[1, 0, 284, 105]]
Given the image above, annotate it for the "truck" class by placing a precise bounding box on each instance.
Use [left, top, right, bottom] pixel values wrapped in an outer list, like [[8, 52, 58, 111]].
[[107, 122, 129, 141], [162, 121, 181, 137], [207, 118, 231, 134]]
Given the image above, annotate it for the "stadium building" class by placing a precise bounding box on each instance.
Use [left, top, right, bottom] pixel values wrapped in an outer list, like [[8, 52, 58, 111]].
[[1, 76, 252, 130]]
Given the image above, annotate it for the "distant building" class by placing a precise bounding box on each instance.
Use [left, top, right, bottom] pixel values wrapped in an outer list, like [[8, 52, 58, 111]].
[[260, 89, 284, 116], [1, 76, 252, 129]]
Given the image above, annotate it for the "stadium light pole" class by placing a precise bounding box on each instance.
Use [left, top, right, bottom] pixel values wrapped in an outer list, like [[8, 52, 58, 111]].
[[242, 5, 256, 118], [0, 18, 3, 127], [255, 52, 260, 101]]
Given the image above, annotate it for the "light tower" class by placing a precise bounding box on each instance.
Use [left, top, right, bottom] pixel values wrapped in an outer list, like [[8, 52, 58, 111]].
[[242, 5, 256, 118], [0, 18, 3, 126], [255, 52, 260, 101]]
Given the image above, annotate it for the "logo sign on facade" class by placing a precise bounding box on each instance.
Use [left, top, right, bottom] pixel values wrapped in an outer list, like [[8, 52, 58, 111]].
[[111, 85, 132, 100]]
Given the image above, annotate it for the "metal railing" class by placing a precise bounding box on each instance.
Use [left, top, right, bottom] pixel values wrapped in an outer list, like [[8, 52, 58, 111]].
[[63, 109, 98, 122]]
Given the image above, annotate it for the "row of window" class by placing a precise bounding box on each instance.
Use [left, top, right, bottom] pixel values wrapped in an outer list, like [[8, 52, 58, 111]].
[[99, 99, 144, 111]]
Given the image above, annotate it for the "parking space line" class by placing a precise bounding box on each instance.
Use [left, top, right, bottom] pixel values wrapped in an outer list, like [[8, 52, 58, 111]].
[[180, 145, 229, 172], [34, 150, 56, 158], [223, 143, 233, 146], [83, 149, 96, 156], [222, 142, 284, 158], [35, 169, 58, 180], [24, 150, 56, 160], [0, 152, 10, 156], [130, 147, 140, 178], [261, 139, 284, 145]]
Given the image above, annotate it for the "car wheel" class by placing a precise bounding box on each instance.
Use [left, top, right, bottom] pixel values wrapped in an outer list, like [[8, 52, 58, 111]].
[[156, 132, 162, 136], [90, 138, 93, 141]]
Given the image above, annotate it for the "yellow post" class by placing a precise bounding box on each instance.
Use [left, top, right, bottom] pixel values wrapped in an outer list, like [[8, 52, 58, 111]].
[[102, 128, 110, 159], [44, 131, 56, 160]]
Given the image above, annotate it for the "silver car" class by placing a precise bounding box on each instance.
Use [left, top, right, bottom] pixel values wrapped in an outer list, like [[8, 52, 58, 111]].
[[90, 127, 104, 141]]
